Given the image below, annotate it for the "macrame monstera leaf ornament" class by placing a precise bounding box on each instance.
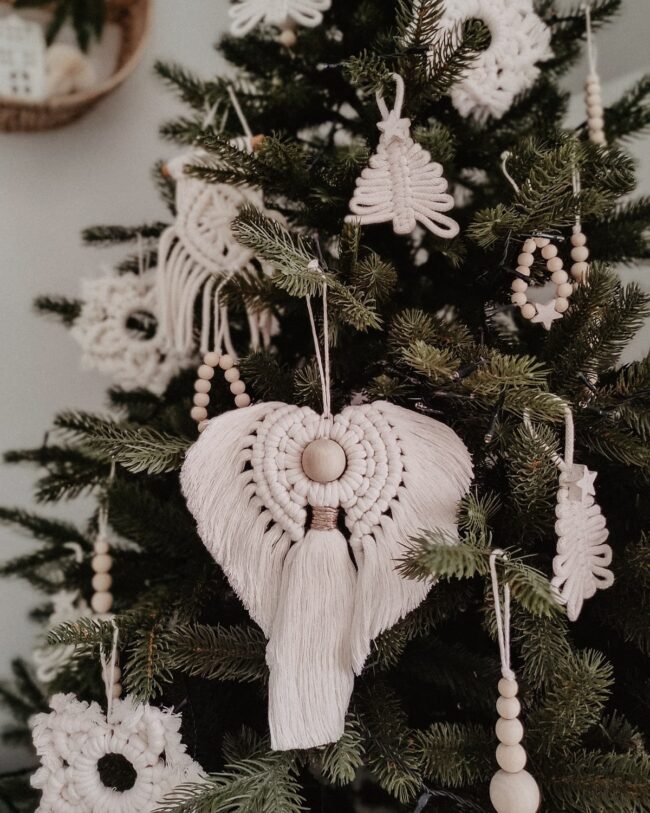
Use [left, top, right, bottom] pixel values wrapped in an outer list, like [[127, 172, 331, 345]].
[[181, 399, 472, 749], [346, 73, 459, 239]]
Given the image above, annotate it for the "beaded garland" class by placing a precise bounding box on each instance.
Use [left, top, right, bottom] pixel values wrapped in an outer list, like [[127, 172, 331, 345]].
[[191, 351, 252, 433], [583, 5, 606, 146]]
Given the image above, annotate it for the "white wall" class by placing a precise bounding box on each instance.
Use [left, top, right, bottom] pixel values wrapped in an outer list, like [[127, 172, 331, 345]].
[[0, 1, 648, 771]]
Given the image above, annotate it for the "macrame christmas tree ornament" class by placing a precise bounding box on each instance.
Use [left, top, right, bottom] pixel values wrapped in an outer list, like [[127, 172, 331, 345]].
[[229, 0, 331, 46], [181, 269, 473, 749], [488, 551, 540, 813], [71, 268, 188, 395], [433, 0, 552, 123], [583, 5, 607, 145], [346, 73, 459, 239]]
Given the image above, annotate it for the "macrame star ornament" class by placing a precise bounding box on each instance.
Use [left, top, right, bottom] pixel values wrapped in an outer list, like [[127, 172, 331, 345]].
[[346, 73, 459, 239], [31, 693, 203, 813], [229, 0, 331, 45], [71, 268, 188, 395], [434, 0, 552, 122]]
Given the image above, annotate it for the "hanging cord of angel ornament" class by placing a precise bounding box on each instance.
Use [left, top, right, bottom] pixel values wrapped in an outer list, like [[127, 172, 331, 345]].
[[524, 404, 613, 621], [157, 87, 279, 363], [181, 259, 473, 750]]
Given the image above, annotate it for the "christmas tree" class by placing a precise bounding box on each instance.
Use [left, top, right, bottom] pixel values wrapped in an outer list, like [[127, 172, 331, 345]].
[[2, 1, 650, 811]]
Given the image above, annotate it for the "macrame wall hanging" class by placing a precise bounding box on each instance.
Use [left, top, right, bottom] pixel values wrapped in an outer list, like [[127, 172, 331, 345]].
[[433, 0, 552, 123], [229, 0, 332, 47], [181, 263, 473, 750], [347, 73, 459, 239]]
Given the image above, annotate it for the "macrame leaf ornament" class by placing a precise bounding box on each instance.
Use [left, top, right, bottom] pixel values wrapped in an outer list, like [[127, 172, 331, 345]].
[[346, 73, 459, 239], [181, 400, 473, 749]]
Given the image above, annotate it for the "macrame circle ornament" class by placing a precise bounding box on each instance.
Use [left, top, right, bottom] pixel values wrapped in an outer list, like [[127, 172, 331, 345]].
[[433, 0, 552, 123], [181, 269, 473, 750], [229, 0, 331, 47], [346, 73, 459, 239]]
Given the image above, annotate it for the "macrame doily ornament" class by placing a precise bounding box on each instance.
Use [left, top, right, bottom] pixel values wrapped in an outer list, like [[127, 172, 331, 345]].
[[346, 73, 459, 239], [229, 0, 331, 46], [434, 0, 552, 123], [31, 693, 203, 813], [181, 400, 472, 750], [71, 269, 187, 396]]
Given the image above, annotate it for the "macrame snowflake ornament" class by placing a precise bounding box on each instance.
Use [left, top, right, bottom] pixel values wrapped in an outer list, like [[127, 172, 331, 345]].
[[157, 147, 279, 359], [181, 400, 472, 750], [31, 693, 203, 813], [229, 0, 331, 41], [434, 0, 552, 122], [346, 73, 459, 239], [71, 268, 187, 395]]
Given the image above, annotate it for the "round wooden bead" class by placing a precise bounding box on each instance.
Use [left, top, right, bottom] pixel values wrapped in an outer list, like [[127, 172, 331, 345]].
[[515, 266, 531, 277], [496, 717, 524, 746], [224, 367, 240, 383], [103, 664, 121, 683], [203, 352, 220, 367], [571, 232, 587, 247], [496, 696, 521, 720], [498, 678, 519, 698], [191, 406, 208, 422], [517, 252, 534, 268], [92, 573, 112, 592], [546, 257, 563, 273], [91, 591, 113, 614], [496, 743, 527, 773], [490, 769, 540, 813], [586, 89, 601, 102], [522, 239, 536, 254], [111, 682, 123, 699], [198, 364, 215, 380], [551, 270, 569, 285], [541, 244, 557, 260], [586, 76, 600, 92], [511, 278, 528, 293], [555, 297, 570, 313], [302, 438, 347, 483], [193, 393, 210, 408], [198, 420, 210, 433], [277, 26, 297, 47], [534, 237, 550, 248], [557, 283, 573, 298], [571, 246, 589, 263], [571, 261, 589, 281], [92, 554, 112, 574], [589, 116, 605, 130], [230, 380, 246, 395], [235, 393, 251, 408], [218, 354, 235, 370], [94, 539, 109, 555], [591, 130, 607, 145], [194, 379, 211, 393], [511, 293, 527, 307], [587, 103, 604, 118], [521, 303, 536, 320]]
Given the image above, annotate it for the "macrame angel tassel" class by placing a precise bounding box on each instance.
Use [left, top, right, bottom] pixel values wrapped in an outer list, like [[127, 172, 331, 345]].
[[489, 551, 540, 813], [346, 73, 459, 239], [583, 4, 606, 145]]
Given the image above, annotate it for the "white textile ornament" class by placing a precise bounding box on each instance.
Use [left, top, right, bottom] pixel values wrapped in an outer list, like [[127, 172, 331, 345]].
[[181, 400, 473, 750], [229, 0, 331, 44], [0, 14, 46, 100], [31, 693, 203, 813], [71, 269, 188, 396], [347, 73, 459, 239], [434, 0, 552, 123]]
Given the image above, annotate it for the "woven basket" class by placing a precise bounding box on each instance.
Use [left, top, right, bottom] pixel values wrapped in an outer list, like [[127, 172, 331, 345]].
[[0, 0, 151, 132]]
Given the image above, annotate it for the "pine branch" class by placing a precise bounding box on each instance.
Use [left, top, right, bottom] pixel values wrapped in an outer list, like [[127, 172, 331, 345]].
[[81, 223, 167, 246], [316, 714, 365, 785], [413, 723, 493, 787], [33, 295, 81, 326], [0, 507, 87, 548]]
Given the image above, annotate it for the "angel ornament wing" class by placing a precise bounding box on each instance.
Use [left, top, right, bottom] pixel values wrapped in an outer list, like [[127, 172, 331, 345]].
[[346, 73, 459, 239], [229, 0, 331, 40]]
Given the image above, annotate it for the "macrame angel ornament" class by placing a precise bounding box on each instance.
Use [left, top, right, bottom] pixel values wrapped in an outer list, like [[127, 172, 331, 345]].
[[229, 0, 331, 47], [157, 145, 278, 360], [433, 0, 552, 122], [181, 274, 473, 749], [346, 73, 459, 239]]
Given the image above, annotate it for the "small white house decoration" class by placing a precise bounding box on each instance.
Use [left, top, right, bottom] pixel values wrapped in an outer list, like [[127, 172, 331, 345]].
[[0, 14, 46, 100]]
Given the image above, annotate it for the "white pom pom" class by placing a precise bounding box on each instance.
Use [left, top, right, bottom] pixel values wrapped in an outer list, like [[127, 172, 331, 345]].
[[44, 43, 96, 98], [490, 769, 540, 813]]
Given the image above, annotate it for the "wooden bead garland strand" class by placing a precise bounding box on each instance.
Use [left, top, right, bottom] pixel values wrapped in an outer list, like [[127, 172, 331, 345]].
[[192, 352, 252, 433], [583, 4, 606, 145], [511, 236, 574, 330]]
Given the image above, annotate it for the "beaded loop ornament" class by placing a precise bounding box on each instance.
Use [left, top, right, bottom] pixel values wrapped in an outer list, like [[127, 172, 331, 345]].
[[181, 264, 473, 750], [191, 351, 252, 433], [229, 0, 331, 45], [346, 73, 459, 239], [434, 0, 552, 123]]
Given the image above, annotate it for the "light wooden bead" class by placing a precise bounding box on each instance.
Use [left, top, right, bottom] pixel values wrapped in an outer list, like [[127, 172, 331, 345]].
[[534, 237, 550, 248], [203, 352, 220, 367], [511, 293, 527, 307], [91, 591, 113, 614], [496, 696, 521, 720], [92, 573, 112, 592], [571, 245, 589, 263], [193, 393, 210, 408], [586, 78, 600, 93], [194, 379, 211, 393], [516, 266, 531, 277], [94, 539, 109, 555], [277, 26, 297, 47], [191, 406, 208, 422], [235, 393, 251, 408], [572, 261, 589, 281], [104, 664, 121, 683], [224, 367, 240, 383], [230, 380, 246, 395], [198, 365, 215, 380], [302, 438, 347, 483], [218, 354, 235, 370], [591, 130, 607, 145], [511, 278, 528, 293], [496, 743, 527, 773], [541, 244, 557, 260], [551, 270, 569, 285], [111, 682, 122, 699], [557, 283, 573, 298], [521, 303, 536, 320], [517, 252, 534, 268], [496, 717, 524, 745], [555, 297, 570, 313], [490, 769, 540, 813], [198, 420, 210, 433], [589, 116, 605, 130], [92, 554, 112, 574], [498, 678, 519, 698], [522, 239, 536, 254], [587, 103, 604, 118], [546, 257, 563, 273], [571, 232, 587, 247]]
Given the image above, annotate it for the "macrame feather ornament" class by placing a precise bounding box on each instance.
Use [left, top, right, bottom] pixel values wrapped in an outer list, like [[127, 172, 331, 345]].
[[346, 73, 459, 239], [229, 0, 331, 46], [181, 265, 473, 749], [433, 0, 552, 122]]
